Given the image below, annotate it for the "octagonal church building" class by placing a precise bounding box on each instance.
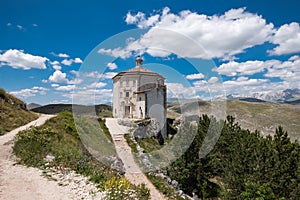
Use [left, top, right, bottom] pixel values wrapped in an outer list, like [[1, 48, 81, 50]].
[[112, 56, 166, 124]]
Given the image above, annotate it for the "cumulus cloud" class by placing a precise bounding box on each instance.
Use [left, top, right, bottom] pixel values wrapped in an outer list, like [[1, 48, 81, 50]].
[[49, 70, 69, 83], [214, 56, 300, 84], [52, 65, 62, 70], [166, 82, 196, 98], [88, 82, 107, 88], [214, 60, 275, 76], [100, 7, 275, 60], [98, 48, 131, 59], [125, 11, 160, 28], [55, 85, 76, 91], [85, 71, 117, 79], [50, 60, 60, 65], [10, 86, 48, 99], [51, 84, 59, 87], [64, 88, 113, 104], [107, 62, 118, 70], [186, 73, 204, 80], [0, 49, 48, 70], [269, 22, 300, 55], [50, 52, 70, 58], [264, 56, 300, 82], [61, 59, 73, 66], [61, 58, 83, 66], [48, 70, 82, 84]]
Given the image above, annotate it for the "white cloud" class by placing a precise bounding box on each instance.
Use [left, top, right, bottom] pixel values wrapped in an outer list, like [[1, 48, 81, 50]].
[[88, 82, 107, 88], [61, 59, 73, 66], [61, 58, 83, 66], [98, 48, 132, 59], [101, 7, 275, 60], [221, 77, 294, 95], [49, 70, 68, 83], [125, 11, 159, 28], [50, 60, 60, 65], [55, 85, 76, 91], [85, 71, 117, 79], [166, 82, 196, 98], [208, 76, 219, 83], [32, 23, 38, 27], [269, 22, 300, 55], [7, 22, 12, 26], [17, 25, 24, 30], [214, 56, 300, 84], [264, 56, 300, 82], [74, 57, 83, 63], [52, 65, 62, 70], [50, 52, 70, 58], [186, 73, 204, 80], [125, 11, 146, 25], [103, 72, 117, 79], [214, 60, 274, 76], [58, 53, 69, 58], [10, 86, 48, 99], [64, 88, 113, 104], [51, 84, 59, 87], [107, 62, 118, 70], [48, 70, 82, 84], [0, 49, 48, 70]]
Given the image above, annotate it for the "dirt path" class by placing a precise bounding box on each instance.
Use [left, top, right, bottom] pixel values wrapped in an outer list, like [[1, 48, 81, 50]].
[[105, 118, 166, 200], [0, 114, 104, 200]]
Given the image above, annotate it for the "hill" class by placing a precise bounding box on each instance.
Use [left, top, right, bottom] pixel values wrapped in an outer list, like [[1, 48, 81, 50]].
[[0, 88, 38, 135], [27, 103, 42, 110], [167, 99, 300, 141], [32, 104, 112, 117]]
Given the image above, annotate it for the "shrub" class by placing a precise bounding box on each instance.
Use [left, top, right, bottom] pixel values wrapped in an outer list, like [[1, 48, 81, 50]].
[[0, 88, 6, 99]]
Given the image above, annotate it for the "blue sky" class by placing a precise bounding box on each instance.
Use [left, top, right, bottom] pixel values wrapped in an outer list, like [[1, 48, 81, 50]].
[[0, 0, 300, 104]]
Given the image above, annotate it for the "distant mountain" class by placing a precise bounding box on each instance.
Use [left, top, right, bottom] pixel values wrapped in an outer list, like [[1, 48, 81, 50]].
[[167, 99, 300, 141], [228, 88, 300, 103], [239, 98, 266, 103], [27, 103, 42, 110], [31, 103, 112, 116]]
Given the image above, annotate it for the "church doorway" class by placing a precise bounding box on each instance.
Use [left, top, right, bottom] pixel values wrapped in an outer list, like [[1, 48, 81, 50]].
[[125, 106, 130, 118]]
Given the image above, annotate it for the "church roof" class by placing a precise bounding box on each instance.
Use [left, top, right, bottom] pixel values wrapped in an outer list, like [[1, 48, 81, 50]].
[[112, 56, 165, 80]]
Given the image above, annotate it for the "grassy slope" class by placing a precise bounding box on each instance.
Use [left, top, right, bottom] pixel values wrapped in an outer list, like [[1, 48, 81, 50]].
[[168, 100, 300, 141], [13, 111, 151, 199], [32, 104, 112, 117], [0, 92, 38, 135], [13, 111, 117, 182]]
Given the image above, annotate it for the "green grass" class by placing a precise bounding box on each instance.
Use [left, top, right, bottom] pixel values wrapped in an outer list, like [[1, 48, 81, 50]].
[[146, 173, 187, 200], [13, 111, 117, 183], [124, 134, 138, 153], [13, 111, 151, 199], [98, 118, 113, 142], [136, 137, 162, 153], [0, 91, 38, 135]]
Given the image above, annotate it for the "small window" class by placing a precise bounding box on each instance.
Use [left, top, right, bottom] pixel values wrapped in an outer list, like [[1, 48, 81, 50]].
[[126, 92, 129, 97], [120, 92, 122, 97], [139, 97, 142, 101]]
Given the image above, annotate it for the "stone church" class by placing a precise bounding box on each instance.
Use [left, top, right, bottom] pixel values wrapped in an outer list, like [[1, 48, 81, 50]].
[[112, 56, 166, 123]]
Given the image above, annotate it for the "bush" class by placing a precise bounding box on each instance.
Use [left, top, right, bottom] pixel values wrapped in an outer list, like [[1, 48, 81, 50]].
[[0, 88, 6, 99]]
